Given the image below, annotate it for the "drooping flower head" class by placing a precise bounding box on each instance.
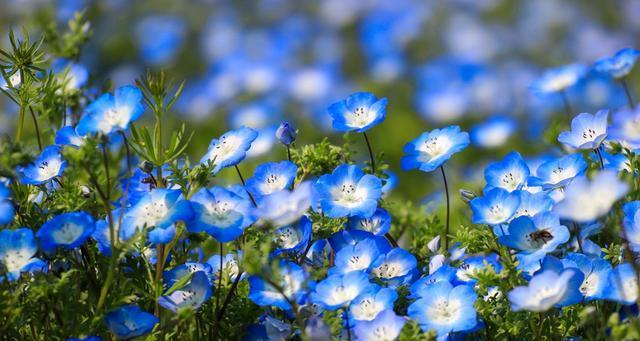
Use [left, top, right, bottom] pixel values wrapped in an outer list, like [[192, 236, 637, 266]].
[[530, 63, 588, 94], [558, 110, 609, 150], [328, 92, 387, 133], [470, 187, 521, 225], [187, 186, 255, 243], [76, 86, 145, 136], [311, 271, 372, 310], [104, 305, 159, 340], [593, 48, 640, 79], [313, 164, 382, 218], [200, 126, 258, 174], [0, 228, 46, 281], [508, 268, 583, 311], [353, 309, 405, 341], [407, 281, 478, 338], [484, 151, 530, 192], [246, 161, 297, 199], [121, 189, 193, 240], [17, 145, 67, 185], [553, 170, 628, 223], [401, 126, 469, 172], [528, 153, 587, 190], [37, 211, 95, 253], [158, 271, 213, 313]]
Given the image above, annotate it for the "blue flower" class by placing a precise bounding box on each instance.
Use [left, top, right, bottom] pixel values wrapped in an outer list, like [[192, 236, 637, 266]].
[[509, 267, 583, 312], [200, 127, 258, 174], [470, 115, 516, 149], [499, 214, 569, 268], [594, 48, 640, 79], [554, 170, 629, 223], [371, 247, 418, 287], [328, 92, 387, 133], [55, 126, 86, 148], [531, 63, 588, 94], [401, 126, 469, 172], [313, 164, 382, 218], [311, 271, 371, 310], [328, 230, 392, 256], [248, 261, 307, 311], [246, 161, 297, 199], [158, 271, 213, 313], [37, 212, 95, 253], [558, 110, 609, 150], [513, 191, 554, 218], [407, 281, 478, 337], [104, 305, 159, 340], [0, 228, 46, 281], [353, 309, 405, 341], [562, 253, 612, 301], [258, 181, 312, 226], [484, 151, 530, 192], [187, 186, 255, 243], [0, 182, 14, 225], [610, 106, 640, 150], [76, 86, 145, 136], [135, 15, 185, 65], [528, 154, 588, 190], [470, 188, 520, 225], [273, 216, 312, 256], [17, 145, 67, 185], [122, 189, 193, 241], [52, 58, 88, 92], [164, 263, 213, 286], [347, 208, 391, 236], [456, 253, 502, 284], [276, 121, 297, 145], [410, 265, 458, 299], [604, 263, 639, 304], [92, 209, 122, 256], [330, 237, 382, 275], [623, 201, 640, 252], [206, 252, 242, 282], [349, 284, 398, 321]]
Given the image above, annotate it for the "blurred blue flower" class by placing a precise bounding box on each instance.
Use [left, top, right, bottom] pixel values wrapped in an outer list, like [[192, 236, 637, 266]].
[[52, 58, 89, 93], [328, 92, 387, 133], [164, 263, 213, 287], [311, 271, 371, 310], [104, 305, 158, 339], [76, 86, 145, 136], [508, 268, 583, 311], [273, 216, 312, 256], [0, 182, 14, 225], [206, 252, 242, 282], [258, 181, 312, 226], [55, 126, 86, 148], [248, 261, 307, 310], [313, 164, 382, 218], [37, 211, 95, 253], [623, 201, 640, 252], [0, 228, 46, 281], [609, 106, 640, 150], [531, 63, 588, 94], [17, 145, 67, 185], [353, 309, 405, 340], [200, 127, 258, 174], [158, 271, 213, 313], [604, 263, 639, 304], [593, 48, 640, 79], [135, 15, 185, 66], [401, 126, 469, 172], [470, 115, 516, 148]]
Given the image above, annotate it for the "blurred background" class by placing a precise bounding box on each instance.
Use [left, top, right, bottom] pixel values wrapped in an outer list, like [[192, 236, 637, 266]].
[[0, 0, 638, 221]]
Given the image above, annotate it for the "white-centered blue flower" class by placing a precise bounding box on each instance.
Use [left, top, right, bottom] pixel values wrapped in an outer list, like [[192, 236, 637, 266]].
[[258, 181, 312, 227], [484, 151, 530, 192], [187, 186, 255, 242], [311, 271, 371, 310], [593, 48, 640, 79], [104, 305, 159, 340], [558, 110, 609, 150], [349, 284, 398, 322], [470, 187, 521, 225], [553, 170, 628, 223], [609, 106, 640, 150], [371, 247, 418, 287], [528, 153, 587, 190], [508, 268, 583, 311], [328, 92, 387, 133], [330, 237, 382, 275], [456, 253, 502, 284], [513, 191, 554, 218], [37, 211, 95, 253], [273, 216, 312, 256], [158, 271, 213, 313], [55, 126, 86, 148], [407, 281, 478, 337], [206, 252, 242, 282], [470, 115, 516, 149], [561, 252, 612, 301], [531, 63, 588, 94], [314, 164, 382, 218], [200, 126, 258, 174], [410, 265, 457, 299], [353, 309, 405, 341], [0, 228, 46, 281], [347, 208, 391, 236], [164, 262, 213, 286], [246, 161, 297, 199], [17, 145, 67, 185], [401, 126, 469, 173], [121, 188, 193, 240], [248, 261, 307, 311], [76, 86, 145, 136], [604, 263, 639, 305]]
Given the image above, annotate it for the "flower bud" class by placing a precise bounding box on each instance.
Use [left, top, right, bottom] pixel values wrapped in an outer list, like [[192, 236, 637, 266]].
[[459, 189, 477, 204], [276, 121, 297, 146]]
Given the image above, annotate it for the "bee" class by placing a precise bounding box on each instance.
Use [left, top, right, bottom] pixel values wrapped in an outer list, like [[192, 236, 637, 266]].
[[529, 229, 554, 245]]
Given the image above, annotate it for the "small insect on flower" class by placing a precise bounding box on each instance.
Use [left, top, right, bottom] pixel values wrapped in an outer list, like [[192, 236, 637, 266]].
[[76, 86, 145, 136], [17, 145, 67, 185], [327, 92, 387, 133]]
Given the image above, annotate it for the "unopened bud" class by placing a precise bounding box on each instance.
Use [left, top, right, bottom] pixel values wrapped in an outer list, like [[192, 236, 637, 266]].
[[276, 121, 297, 146], [459, 189, 477, 204]]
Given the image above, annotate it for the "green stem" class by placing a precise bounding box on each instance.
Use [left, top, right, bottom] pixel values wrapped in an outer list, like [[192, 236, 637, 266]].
[[362, 132, 376, 174], [440, 165, 451, 251], [621, 77, 635, 108], [16, 106, 26, 142], [235, 165, 257, 207], [28, 107, 42, 151]]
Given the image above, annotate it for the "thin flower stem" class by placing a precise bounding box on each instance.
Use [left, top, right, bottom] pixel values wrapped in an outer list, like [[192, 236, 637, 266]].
[[215, 243, 223, 315], [118, 131, 132, 237], [235, 165, 257, 207], [344, 309, 352, 341], [560, 91, 573, 117], [286, 145, 292, 162], [385, 233, 399, 248], [595, 147, 605, 170], [215, 270, 243, 322], [363, 132, 376, 174], [440, 165, 451, 251], [621, 77, 635, 108], [16, 106, 26, 142], [28, 107, 42, 151], [572, 222, 585, 253]]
